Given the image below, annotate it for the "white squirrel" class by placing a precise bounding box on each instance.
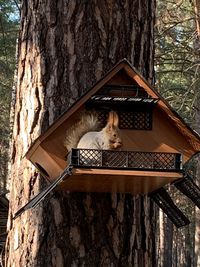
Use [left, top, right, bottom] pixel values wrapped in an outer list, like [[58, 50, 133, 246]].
[[64, 110, 122, 152]]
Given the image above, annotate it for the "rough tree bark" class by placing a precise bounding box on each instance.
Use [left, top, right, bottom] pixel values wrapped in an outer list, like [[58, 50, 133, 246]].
[[158, 209, 164, 267], [194, 0, 200, 266], [5, 1, 156, 266], [163, 218, 173, 267], [194, 97, 200, 265], [157, 184, 174, 267]]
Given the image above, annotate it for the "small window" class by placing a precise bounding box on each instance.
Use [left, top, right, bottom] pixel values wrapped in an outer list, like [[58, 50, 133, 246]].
[[97, 110, 152, 130], [119, 111, 152, 130]]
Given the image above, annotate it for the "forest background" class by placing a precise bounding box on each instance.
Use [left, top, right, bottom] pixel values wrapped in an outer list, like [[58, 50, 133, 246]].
[[0, 0, 200, 266]]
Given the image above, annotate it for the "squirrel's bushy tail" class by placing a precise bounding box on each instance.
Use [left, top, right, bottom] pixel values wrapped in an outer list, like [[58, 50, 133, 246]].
[[64, 112, 100, 152]]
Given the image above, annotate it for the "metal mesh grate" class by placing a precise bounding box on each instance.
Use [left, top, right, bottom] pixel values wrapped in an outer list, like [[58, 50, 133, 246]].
[[102, 150, 127, 167], [129, 151, 179, 170], [119, 111, 152, 130], [96, 110, 152, 130], [134, 111, 151, 130], [79, 149, 102, 166], [150, 187, 190, 228], [175, 174, 200, 209], [97, 111, 108, 128], [71, 149, 182, 171]]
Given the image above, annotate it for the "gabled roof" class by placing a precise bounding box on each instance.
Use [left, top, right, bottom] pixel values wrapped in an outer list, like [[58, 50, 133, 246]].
[[26, 59, 200, 158]]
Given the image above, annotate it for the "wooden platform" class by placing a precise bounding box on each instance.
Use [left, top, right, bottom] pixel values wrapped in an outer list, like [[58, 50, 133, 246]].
[[57, 168, 183, 194]]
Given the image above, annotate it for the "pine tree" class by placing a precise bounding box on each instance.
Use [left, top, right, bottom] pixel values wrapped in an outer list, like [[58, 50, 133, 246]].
[[5, 1, 156, 266]]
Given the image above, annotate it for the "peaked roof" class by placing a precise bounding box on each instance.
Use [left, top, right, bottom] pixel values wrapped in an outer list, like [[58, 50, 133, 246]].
[[26, 59, 200, 158]]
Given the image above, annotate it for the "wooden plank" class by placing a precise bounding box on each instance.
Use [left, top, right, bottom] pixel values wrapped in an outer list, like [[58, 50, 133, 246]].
[[31, 145, 64, 181], [57, 170, 182, 194], [72, 168, 183, 177]]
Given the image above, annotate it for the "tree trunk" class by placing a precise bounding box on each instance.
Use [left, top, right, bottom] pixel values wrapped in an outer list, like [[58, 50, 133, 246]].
[[195, 153, 200, 266], [164, 218, 173, 267], [158, 212, 173, 267], [194, 0, 200, 266], [5, 1, 156, 266], [194, 0, 200, 43], [195, 167, 200, 267], [158, 209, 165, 267]]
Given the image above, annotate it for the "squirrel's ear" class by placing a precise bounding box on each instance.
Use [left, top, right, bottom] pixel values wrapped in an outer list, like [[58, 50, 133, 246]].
[[108, 111, 119, 127], [113, 111, 119, 127], [107, 111, 119, 127], [107, 111, 114, 126]]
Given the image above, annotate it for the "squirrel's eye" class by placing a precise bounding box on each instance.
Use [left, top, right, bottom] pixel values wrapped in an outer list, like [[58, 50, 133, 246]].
[[113, 134, 117, 137]]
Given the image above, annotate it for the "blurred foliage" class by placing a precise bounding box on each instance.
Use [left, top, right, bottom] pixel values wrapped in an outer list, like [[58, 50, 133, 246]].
[[0, 0, 19, 190], [155, 0, 200, 126], [155, 1, 200, 266]]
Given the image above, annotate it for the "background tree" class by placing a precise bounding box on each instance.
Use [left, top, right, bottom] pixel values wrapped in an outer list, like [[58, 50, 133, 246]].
[[194, 0, 200, 266], [0, 1, 19, 265], [155, 0, 200, 266], [5, 1, 156, 266], [0, 0, 19, 191]]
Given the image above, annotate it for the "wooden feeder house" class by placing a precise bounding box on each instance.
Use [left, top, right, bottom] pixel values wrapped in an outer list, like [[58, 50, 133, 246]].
[[15, 59, 200, 227]]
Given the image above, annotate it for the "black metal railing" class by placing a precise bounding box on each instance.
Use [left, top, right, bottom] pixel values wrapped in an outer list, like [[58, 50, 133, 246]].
[[86, 95, 158, 113], [88, 95, 158, 104], [70, 149, 182, 171], [174, 174, 200, 209], [150, 188, 190, 228]]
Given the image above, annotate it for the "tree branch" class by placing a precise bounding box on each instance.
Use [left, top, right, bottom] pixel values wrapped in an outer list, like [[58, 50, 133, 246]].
[[13, 0, 20, 12]]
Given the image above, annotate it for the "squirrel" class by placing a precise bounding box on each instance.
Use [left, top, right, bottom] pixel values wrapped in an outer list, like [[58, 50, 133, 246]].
[[64, 110, 123, 152]]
